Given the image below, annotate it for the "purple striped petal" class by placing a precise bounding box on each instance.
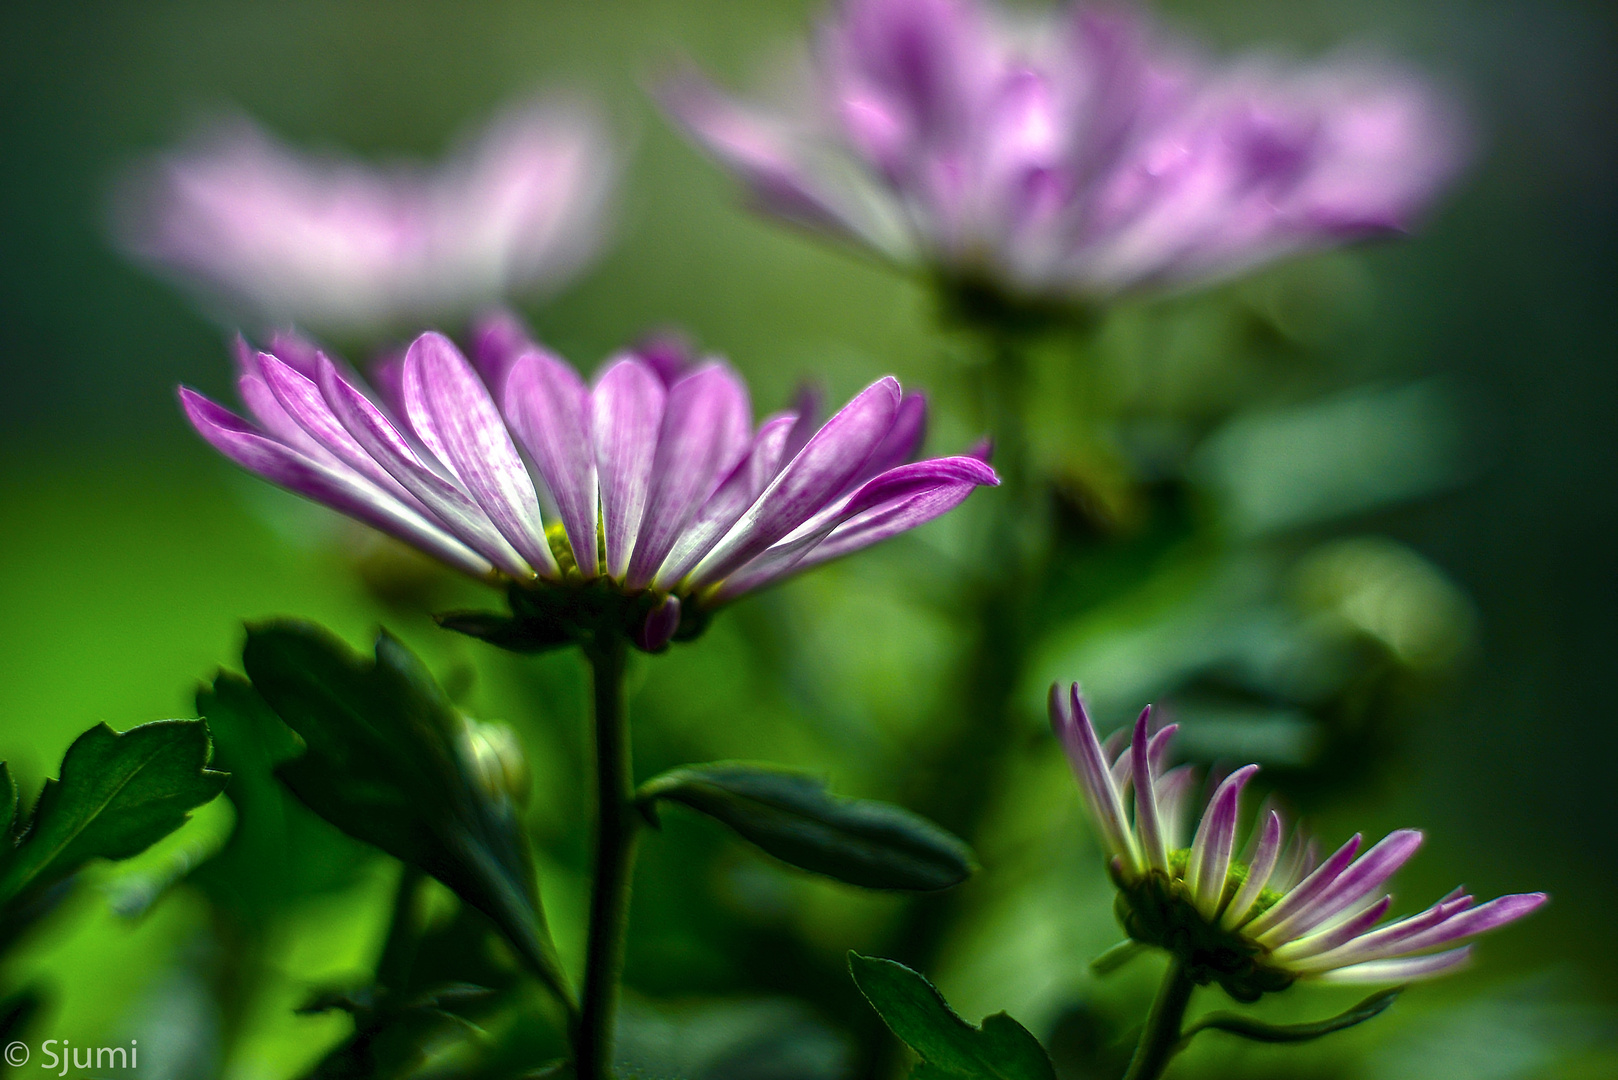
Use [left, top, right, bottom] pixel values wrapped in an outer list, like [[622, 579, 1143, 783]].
[[317, 356, 534, 579], [1288, 896, 1471, 974], [1146, 722, 1178, 773], [180, 388, 494, 579], [1131, 707, 1168, 872], [689, 377, 901, 586], [1273, 895, 1394, 962], [1312, 946, 1473, 985], [1186, 764, 1258, 918], [653, 412, 798, 589], [593, 358, 667, 579], [1245, 834, 1364, 938], [1343, 892, 1548, 965], [1258, 829, 1424, 945], [1051, 683, 1141, 874], [628, 363, 752, 588], [503, 350, 600, 578], [845, 391, 928, 491], [721, 454, 999, 594], [402, 333, 557, 577], [1223, 809, 1284, 928]]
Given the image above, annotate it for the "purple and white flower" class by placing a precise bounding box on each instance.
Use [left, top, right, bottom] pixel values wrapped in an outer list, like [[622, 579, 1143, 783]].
[[179, 322, 997, 648], [118, 98, 613, 333], [1051, 684, 1543, 997], [663, 0, 1467, 303]]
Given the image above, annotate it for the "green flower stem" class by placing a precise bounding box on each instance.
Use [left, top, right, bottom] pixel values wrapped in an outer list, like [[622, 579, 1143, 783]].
[[1124, 958, 1197, 1080], [576, 634, 638, 1080]]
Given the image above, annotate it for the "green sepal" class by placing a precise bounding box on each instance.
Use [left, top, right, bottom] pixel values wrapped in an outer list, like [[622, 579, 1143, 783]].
[[240, 619, 574, 1011], [0, 720, 228, 909], [1179, 986, 1402, 1048], [436, 580, 698, 655], [1089, 939, 1147, 976], [638, 763, 975, 891], [848, 953, 1056, 1080]]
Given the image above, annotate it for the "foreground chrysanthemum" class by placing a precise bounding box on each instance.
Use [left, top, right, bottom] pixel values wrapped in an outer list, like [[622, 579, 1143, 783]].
[[1050, 684, 1543, 999], [179, 325, 997, 649], [663, 0, 1467, 304], [118, 99, 613, 332]]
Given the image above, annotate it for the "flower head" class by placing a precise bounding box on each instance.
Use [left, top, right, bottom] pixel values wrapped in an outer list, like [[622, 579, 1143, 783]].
[[663, 0, 1467, 306], [180, 319, 997, 650], [117, 99, 614, 333], [1050, 685, 1543, 1000]]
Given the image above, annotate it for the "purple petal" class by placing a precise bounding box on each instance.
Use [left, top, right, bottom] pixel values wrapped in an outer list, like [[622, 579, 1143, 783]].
[[720, 453, 998, 595], [653, 412, 798, 589], [1364, 892, 1547, 959], [633, 330, 696, 387], [1311, 946, 1473, 985], [1258, 829, 1424, 945], [660, 70, 859, 235], [627, 363, 752, 589], [1223, 809, 1284, 928], [1051, 683, 1141, 875], [1186, 764, 1258, 918], [180, 387, 494, 578], [845, 391, 928, 491], [635, 594, 682, 652], [503, 350, 600, 577], [1153, 765, 1198, 851], [471, 308, 536, 390], [402, 333, 557, 577], [317, 356, 534, 579], [688, 377, 901, 587], [1131, 707, 1168, 872], [1245, 834, 1364, 939], [1273, 895, 1393, 962], [593, 358, 668, 579]]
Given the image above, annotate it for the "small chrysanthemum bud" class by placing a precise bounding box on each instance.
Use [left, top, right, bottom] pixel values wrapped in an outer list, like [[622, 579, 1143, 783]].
[[635, 594, 682, 653], [1050, 683, 1544, 998], [459, 718, 532, 808]]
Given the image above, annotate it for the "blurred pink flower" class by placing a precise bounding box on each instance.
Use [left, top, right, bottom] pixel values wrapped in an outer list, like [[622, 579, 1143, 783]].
[[117, 98, 614, 332], [663, 0, 1469, 303]]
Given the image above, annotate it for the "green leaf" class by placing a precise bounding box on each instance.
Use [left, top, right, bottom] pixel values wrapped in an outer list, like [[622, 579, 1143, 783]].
[[638, 763, 975, 891], [240, 619, 573, 1010], [1, 762, 16, 841], [848, 954, 1055, 1080], [0, 720, 228, 908], [1180, 986, 1402, 1048], [191, 672, 373, 917]]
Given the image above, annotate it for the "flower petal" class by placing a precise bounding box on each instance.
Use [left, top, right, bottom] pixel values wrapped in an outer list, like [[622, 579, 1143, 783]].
[[1222, 809, 1283, 929], [402, 332, 557, 577], [628, 362, 752, 588], [1131, 707, 1168, 872], [180, 387, 494, 578], [653, 412, 798, 589], [1186, 764, 1258, 919], [1051, 683, 1141, 875], [1258, 829, 1424, 945], [504, 349, 600, 577], [318, 356, 534, 579], [1310, 946, 1473, 985], [593, 358, 668, 579], [689, 377, 901, 586], [1244, 834, 1364, 939]]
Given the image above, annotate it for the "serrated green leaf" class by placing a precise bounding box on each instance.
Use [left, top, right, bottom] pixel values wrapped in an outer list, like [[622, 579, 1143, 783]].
[[638, 763, 975, 891], [1180, 986, 1402, 1047], [0, 720, 228, 909], [240, 620, 573, 1010], [849, 954, 1056, 1080]]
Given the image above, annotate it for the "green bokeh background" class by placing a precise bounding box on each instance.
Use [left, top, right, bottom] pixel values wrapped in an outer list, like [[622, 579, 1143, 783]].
[[1, 1, 1614, 1078]]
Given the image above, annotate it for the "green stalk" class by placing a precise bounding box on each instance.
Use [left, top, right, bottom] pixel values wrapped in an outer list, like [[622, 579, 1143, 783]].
[[1123, 958, 1196, 1080], [575, 634, 638, 1080]]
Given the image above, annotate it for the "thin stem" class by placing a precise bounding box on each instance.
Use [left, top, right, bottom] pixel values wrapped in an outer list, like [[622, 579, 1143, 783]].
[[576, 635, 637, 1080], [1123, 958, 1196, 1080]]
